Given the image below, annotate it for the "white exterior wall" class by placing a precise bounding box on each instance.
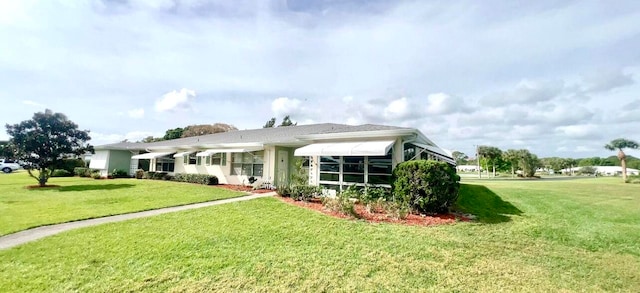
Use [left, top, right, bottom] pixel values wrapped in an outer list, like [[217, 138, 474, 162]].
[[171, 147, 276, 185]]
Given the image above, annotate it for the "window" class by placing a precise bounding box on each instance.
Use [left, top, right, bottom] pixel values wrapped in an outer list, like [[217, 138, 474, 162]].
[[318, 150, 393, 191], [156, 156, 175, 172], [196, 156, 202, 165], [231, 151, 263, 176], [183, 153, 196, 165]]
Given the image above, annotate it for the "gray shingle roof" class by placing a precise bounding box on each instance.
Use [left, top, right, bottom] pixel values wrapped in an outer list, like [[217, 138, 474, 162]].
[[95, 123, 415, 151]]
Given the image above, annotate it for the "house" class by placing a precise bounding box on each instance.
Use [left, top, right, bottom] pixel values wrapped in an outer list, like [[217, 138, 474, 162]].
[[560, 166, 640, 176], [456, 164, 481, 172], [90, 123, 454, 192]]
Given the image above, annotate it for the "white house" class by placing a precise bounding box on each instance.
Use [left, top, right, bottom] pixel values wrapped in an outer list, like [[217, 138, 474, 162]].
[[90, 123, 454, 192], [560, 166, 639, 176]]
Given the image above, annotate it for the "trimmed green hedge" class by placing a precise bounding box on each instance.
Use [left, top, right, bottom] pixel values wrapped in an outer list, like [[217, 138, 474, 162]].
[[392, 160, 460, 214], [172, 173, 219, 185], [51, 169, 73, 177]]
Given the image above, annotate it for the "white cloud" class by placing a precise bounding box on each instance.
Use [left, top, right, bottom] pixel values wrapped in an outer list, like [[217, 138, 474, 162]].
[[425, 93, 468, 115], [383, 97, 410, 119], [583, 69, 634, 93], [271, 97, 302, 117], [127, 108, 145, 119], [22, 100, 45, 107], [555, 124, 600, 139], [155, 88, 196, 112]]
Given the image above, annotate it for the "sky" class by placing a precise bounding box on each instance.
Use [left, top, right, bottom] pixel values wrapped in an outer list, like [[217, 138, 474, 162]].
[[1, 0, 639, 158]]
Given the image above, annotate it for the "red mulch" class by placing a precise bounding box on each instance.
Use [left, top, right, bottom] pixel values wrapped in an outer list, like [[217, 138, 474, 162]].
[[25, 185, 60, 189], [277, 196, 470, 227], [216, 184, 274, 194]]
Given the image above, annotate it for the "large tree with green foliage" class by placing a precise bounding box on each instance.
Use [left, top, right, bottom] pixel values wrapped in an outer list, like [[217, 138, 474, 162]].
[[517, 149, 541, 177], [478, 145, 502, 177], [502, 149, 520, 178], [604, 138, 639, 182], [5, 110, 93, 186], [451, 151, 468, 165]]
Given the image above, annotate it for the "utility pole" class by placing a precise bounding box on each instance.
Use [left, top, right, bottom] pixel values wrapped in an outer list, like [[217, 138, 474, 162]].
[[476, 145, 481, 179]]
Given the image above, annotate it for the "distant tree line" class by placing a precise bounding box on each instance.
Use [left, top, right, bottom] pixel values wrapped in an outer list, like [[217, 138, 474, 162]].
[[452, 144, 640, 178]]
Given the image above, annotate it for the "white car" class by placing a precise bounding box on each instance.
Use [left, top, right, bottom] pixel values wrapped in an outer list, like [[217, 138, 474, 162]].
[[0, 159, 20, 173]]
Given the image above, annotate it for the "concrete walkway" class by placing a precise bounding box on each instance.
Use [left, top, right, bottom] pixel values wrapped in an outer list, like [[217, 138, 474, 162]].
[[0, 192, 276, 250]]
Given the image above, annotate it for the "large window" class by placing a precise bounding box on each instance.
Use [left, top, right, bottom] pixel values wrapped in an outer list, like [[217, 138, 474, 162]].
[[231, 151, 263, 176], [156, 156, 175, 172], [319, 150, 393, 191]]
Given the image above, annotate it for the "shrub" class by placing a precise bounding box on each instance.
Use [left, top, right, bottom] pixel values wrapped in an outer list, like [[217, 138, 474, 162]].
[[289, 185, 322, 201], [73, 167, 92, 177], [92, 171, 102, 179], [626, 175, 640, 184], [276, 185, 291, 197], [392, 160, 460, 214], [135, 169, 144, 179], [111, 169, 130, 178], [55, 158, 86, 173], [384, 200, 410, 220], [51, 169, 73, 177], [360, 185, 390, 213], [152, 172, 167, 180], [322, 191, 358, 218], [143, 171, 155, 179], [171, 173, 219, 185]]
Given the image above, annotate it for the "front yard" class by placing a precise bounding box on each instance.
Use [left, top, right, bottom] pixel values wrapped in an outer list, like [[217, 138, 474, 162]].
[[0, 177, 638, 291], [0, 172, 244, 236]]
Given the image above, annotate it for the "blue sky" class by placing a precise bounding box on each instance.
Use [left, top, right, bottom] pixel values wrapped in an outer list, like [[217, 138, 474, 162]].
[[1, 0, 639, 158]]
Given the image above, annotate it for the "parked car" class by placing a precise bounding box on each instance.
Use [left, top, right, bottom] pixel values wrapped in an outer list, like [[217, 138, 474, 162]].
[[0, 159, 21, 173]]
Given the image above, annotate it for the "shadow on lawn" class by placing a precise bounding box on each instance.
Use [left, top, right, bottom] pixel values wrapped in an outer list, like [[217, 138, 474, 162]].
[[27, 184, 136, 192], [455, 183, 522, 223]]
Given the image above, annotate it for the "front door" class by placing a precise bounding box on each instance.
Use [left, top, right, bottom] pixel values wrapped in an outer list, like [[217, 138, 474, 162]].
[[277, 150, 289, 185]]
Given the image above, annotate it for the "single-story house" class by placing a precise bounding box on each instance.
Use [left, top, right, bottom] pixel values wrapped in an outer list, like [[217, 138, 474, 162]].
[[560, 166, 639, 176], [456, 164, 481, 172], [90, 123, 454, 192]]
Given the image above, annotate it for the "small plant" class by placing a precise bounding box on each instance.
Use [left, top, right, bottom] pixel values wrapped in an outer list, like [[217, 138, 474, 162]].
[[276, 185, 291, 197], [111, 169, 130, 178], [171, 173, 218, 185], [322, 191, 358, 218], [91, 171, 102, 179], [385, 200, 410, 220], [73, 167, 92, 177], [290, 185, 322, 201], [135, 169, 144, 179], [360, 185, 390, 213]]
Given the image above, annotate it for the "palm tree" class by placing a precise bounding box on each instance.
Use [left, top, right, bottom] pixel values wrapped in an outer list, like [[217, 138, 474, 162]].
[[604, 138, 639, 182]]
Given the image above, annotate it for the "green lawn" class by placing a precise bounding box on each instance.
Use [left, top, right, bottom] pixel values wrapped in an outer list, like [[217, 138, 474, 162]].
[[0, 177, 639, 291], [0, 172, 244, 236]]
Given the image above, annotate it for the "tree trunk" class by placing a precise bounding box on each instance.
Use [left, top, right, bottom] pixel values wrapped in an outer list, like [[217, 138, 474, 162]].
[[492, 164, 496, 178], [38, 168, 48, 187], [511, 166, 515, 178], [619, 149, 627, 181]]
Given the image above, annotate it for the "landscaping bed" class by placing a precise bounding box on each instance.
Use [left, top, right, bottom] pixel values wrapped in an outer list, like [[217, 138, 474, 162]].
[[277, 196, 469, 226], [216, 184, 274, 194]]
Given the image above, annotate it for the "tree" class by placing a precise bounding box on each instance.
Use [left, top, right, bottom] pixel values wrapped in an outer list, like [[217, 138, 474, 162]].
[[604, 138, 639, 181], [163, 127, 184, 140], [5, 109, 93, 186], [181, 123, 238, 137], [263, 117, 276, 128], [517, 149, 541, 177], [478, 145, 502, 177], [279, 115, 297, 127], [451, 151, 468, 165], [0, 140, 16, 158], [263, 116, 297, 128], [502, 149, 520, 178]]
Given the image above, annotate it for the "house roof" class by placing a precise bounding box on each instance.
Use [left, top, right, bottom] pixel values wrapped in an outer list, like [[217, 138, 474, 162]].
[[93, 123, 451, 157]]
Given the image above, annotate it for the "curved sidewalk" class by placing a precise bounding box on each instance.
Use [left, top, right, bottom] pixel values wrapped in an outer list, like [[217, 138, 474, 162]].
[[0, 192, 276, 250]]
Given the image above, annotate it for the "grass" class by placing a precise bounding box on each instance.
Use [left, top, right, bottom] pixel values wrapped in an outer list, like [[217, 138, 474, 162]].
[[0, 177, 639, 291], [0, 172, 244, 236]]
